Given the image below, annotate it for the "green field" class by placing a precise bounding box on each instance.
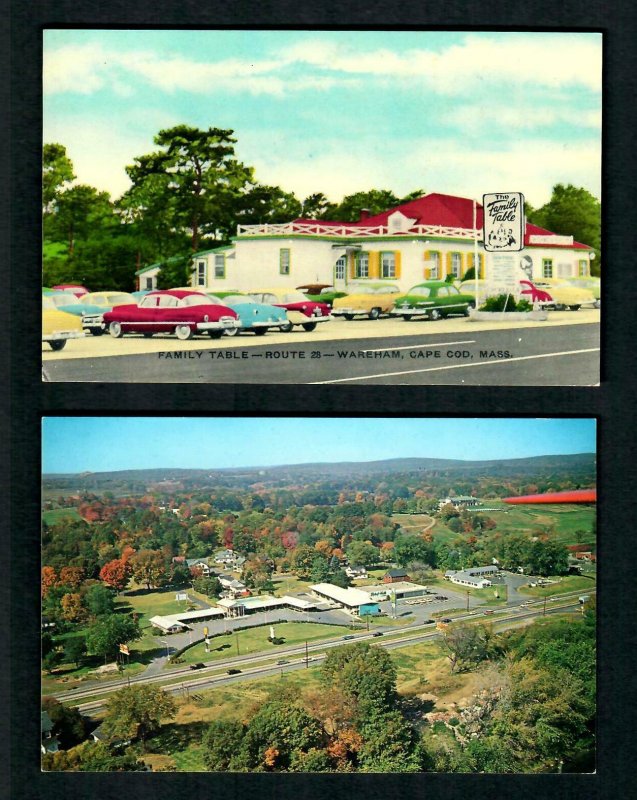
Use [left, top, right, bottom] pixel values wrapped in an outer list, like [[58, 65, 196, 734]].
[[176, 621, 351, 666], [519, 574, 596, 597], [396, 504, 595, 548], [42, 508, 83, 525]]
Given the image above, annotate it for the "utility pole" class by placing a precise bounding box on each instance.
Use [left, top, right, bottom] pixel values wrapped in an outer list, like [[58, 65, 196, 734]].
[[305, 640, 309, 668], [466, 591, 470, 611], [236, 632, 240, 656], [543, 592, 547, 616]]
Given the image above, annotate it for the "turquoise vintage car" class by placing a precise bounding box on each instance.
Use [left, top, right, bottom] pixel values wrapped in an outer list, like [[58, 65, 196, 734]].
[[390, 281, 475, 320], [205, 291, 289, 335], [43, 291, 110, 335]]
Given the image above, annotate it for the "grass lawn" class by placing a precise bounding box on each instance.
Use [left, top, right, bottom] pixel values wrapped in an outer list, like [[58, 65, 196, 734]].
[[519, 574, 596, 597], [270, 574, 313, 596], [483, 503, 596, 546], [42, 507, 83, 525], [176, 622, 351, 666]]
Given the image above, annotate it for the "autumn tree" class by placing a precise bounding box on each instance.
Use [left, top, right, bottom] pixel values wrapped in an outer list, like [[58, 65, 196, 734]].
[[201, 720, 248, 771], [58, 566, 86, 591], [102, 685, 177, 750], [129, 549, 167, 590], [60, 593, 87, 623], [41, 566, 58, 598], [99, 559, 131, 592]]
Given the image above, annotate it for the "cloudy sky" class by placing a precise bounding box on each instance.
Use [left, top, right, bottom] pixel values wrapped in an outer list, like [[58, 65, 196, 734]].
[[43, 30, 602, 208], [42, 417, 596, 473]]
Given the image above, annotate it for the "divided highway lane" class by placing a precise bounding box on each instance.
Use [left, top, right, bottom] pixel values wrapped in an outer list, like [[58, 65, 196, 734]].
[[43, 320, 599, 385], [62, 592, 591, 712]]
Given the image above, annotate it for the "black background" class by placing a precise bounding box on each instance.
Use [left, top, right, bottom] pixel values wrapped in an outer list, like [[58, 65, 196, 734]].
[[7, 1, 637, 798]]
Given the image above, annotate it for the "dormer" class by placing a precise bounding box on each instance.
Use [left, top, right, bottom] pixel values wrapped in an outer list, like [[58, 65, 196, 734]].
[[387, 210, 417, 234]]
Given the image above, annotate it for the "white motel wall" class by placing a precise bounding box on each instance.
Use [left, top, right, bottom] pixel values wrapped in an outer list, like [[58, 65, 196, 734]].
[[188, 235, 592, 295], [135, 193, 594, 293]]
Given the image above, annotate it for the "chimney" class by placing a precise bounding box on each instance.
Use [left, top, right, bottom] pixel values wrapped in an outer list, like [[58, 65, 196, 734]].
[[359, 208, 371, 221]]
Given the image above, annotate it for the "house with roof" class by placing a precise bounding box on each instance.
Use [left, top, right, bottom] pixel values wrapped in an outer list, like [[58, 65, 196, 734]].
[[185, 557, 215, 577], [41, 711, 59, 754], [169, 192, 594, 294], [383, 568, 411, 584]]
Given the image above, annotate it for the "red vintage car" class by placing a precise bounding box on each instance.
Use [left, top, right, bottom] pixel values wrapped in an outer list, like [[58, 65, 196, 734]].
[[102, 290, 240, 340], [518, 280, 553, 304]]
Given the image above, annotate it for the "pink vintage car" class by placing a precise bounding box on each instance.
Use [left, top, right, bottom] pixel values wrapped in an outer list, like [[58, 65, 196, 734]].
[[102, 290, 240, 340]]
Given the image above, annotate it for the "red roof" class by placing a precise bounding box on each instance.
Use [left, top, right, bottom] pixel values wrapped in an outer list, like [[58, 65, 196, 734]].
[[295, 192, 590, 249]]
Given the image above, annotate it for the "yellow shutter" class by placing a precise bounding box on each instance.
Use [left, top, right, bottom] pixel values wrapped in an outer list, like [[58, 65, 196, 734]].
[[349, 252, 356, 280], [368, 251, 380, 279], [394, 250, 401, 280], [446, 252, 452, 278]]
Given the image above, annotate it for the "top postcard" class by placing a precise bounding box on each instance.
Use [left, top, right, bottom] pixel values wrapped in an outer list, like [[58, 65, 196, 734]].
[[41, 30, 601, 385]]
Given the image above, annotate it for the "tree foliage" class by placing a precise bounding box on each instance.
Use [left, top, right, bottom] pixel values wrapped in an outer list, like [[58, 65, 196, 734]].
[[102, 684, 177, 748]]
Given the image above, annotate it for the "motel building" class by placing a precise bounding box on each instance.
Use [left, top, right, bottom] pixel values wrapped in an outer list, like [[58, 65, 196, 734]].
[[135, 192, 595, 294], [445, 565, 499, 589]]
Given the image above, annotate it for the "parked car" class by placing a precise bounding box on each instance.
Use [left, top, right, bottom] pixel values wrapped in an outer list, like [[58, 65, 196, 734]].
[[42, 295, 85, 350], [74, 291, 139, 335], [435, 595, 448, 601], [391, 281, 475, 320], [190, 662, 206, 670], [565, 276, 601, 307], [51, 283, 90, 298], [331, 282, 401, 319], [533, 277, 597, 310], [248, 288, 331, 331], [440, 617, 452, 624], [102, 290, 240, 339], [296, 283, 348, 308], [203, 291, 289, 335], [43, 291, 111, 336]]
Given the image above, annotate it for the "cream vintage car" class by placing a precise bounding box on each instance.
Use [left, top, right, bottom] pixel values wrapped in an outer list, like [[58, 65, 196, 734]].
[[42, 295, 85, 350], [521, 278, 597, 311], [248, 288, 331, 331], [331, 282, 401, 319]]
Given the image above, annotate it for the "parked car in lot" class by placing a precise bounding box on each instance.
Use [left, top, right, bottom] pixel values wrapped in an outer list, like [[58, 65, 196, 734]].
[[296, 283, 348, 308], [391, 281, 475, 320], [75, 291, 139, 335], [565, 276, 600, 307], [190, 662, 206, 670], [331, 282, 401, 319], [248, 288, 331, 331], [42, 295, 85, 350], [203, 291, 289, 335], [51, 283, 90, 298], [43, 291, 111, 336], [519, 278, 596, 310], [102, 290, 240, 339], [434, 595, 448, 601]]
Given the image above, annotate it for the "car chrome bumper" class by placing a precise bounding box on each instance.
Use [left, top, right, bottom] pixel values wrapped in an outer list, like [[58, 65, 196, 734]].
[[331, 308, 365, 316], [390, 307, 430, 316], [197, 317, 241, 331], [43, 330, 85, 341], [82, 313, 105, 329]]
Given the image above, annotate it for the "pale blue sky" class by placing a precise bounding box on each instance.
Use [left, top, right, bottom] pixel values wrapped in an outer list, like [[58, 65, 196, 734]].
[[42, 417, 596, 474], [43, 30, 602, 208]]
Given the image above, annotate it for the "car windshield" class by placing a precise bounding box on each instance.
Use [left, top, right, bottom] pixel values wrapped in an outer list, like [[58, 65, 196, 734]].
[[218, 294, 248, 304], [42, 296, 55, 310], [409, 286, 431, 298], [319, 287, 336, 295], [181, 294, 216, 306], [105, 293, 134, 305], [49, 294, 80, 307], [140, 294, 179, 308]]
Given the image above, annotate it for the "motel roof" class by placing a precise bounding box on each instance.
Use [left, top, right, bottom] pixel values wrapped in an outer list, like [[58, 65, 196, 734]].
[[295, 192, 591, 249], [310, 583, 374, 606]]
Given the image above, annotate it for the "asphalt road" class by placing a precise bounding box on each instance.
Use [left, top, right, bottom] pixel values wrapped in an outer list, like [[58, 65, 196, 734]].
[[71, 599, 586, 715], [43, 319, 599, 385]]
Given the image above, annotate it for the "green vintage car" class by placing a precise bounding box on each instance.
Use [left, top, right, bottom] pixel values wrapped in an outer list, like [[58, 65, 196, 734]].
[[390, 281, 475, 320]]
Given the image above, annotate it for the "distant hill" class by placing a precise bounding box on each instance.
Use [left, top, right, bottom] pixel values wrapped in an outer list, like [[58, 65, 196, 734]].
[[43, 453, 595, 492]]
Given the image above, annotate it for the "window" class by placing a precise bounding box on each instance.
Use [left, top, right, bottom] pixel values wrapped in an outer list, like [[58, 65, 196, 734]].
[[450, 253, 462, 278], [335, 256, 346, 281], [196, 260, 206, 286], [557, 262, 572, 277], [279, 248, 291, 275], [380, 252, 396, 279], [579, 260, 588, 276], [214, 254, 225, 279], [355, 252, 369, 279], [542, 259, 553, 278], [425, 251, 440, 280], [145, 277, 154, 290]]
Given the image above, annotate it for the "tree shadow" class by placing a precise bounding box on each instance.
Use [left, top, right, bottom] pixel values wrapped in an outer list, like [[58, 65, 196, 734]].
[[147, 720, 209, 754], [135, 647, 167, 664]]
